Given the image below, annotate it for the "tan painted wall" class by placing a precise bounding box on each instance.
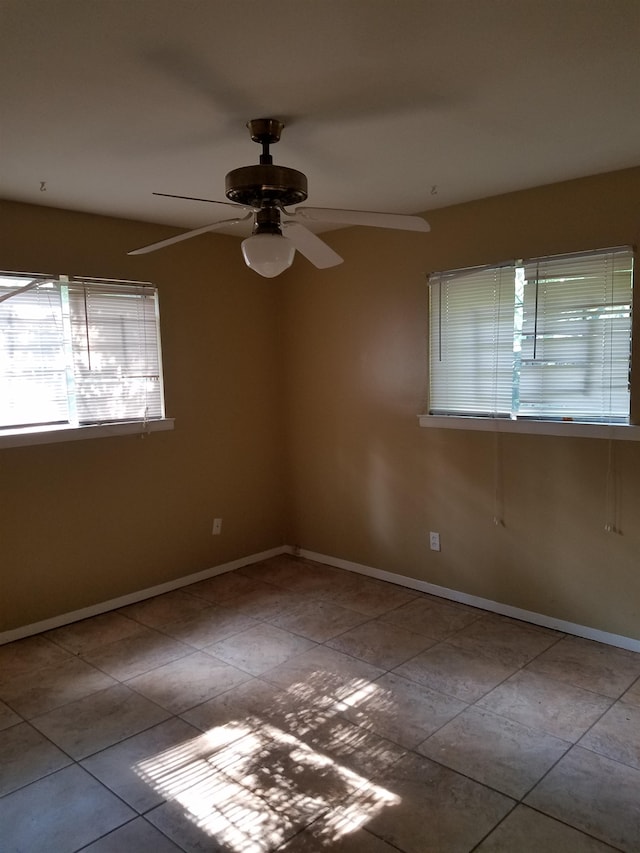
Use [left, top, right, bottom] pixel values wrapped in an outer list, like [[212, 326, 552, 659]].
[[0, 201, 286, 631], [282, 167, 640, 640]]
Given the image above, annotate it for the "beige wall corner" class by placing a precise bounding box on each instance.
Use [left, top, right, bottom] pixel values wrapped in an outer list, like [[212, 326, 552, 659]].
[[281, 167, 640, 641], [0, 201, 286, 632]]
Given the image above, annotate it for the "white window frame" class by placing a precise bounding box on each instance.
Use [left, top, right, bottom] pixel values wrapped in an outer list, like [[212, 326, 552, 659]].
[[0, 272, 174, 449], [420, 247, 638, 440]]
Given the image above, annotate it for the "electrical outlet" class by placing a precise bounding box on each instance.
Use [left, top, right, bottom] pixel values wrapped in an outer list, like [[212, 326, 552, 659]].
[[429, 531, 441, 551], [212, 518, 222, 535]]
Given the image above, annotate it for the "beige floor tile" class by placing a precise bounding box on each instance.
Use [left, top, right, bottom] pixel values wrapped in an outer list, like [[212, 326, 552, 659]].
[[245, 559, 345, 597], [0, 721, 72, 796], [475, 805, 620, 852], [525, 746, 640, 852], [380, 597, 484, 640], [81, 817, 185, 852], [623, 677, 640, 708], [327, 619, 436, 670], [448, 614, 562, 668], [394, 642, 518, 702], [301, 716, 407, 779], [0, 698, 22, 730], [147, 786, 297, 853], [160, 605, 259, 648], [418, 706, 570, 798], [526, 635, 640, 698], [205, 623, 316, 675], [238, 555, 318, 589], [580, 699, 640, 770], [320, 576, 419, 616], [280, 825, 402, 851], [81, 625, 193, 681], [31, 683, 170, 759], [276, 780, 401, 850], [269, 599, 369, 642], [290, 569, 357, 597], [364, 751, 513, 853], [0, 655, 117, 718], [180, 677, 293, 735], [258, 648, 386, 740], [0, 764, 134, 853], [44, 611, 142, 654], [478, 670, 613, 742], [340, 671, 466, 749], [184, 675, 384, 760], [261, 645, 384, 710], [119, 589, 212, 628], [222, 583, 309, 621], [185, 569, 268, 602], [0, 634, 72, 680], [217, 727, 367, 805], [81, 716, 204, 812], [125, 651, 250, 714]]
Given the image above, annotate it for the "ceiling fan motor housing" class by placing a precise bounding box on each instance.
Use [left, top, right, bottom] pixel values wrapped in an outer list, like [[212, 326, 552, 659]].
[[225, 164, 308, 208]]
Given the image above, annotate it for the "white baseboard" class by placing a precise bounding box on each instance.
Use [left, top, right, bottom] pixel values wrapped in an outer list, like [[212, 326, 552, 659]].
[[293, 547, 640, 654], [5, 543, 639, 655], [0, 546, 288, 646]]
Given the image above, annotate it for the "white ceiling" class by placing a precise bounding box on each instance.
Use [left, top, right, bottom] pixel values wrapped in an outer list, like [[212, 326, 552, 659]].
[[1, 0, 639, 237]]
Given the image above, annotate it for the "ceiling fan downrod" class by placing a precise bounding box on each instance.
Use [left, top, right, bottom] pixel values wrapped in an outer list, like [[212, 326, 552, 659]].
[[224, 118, 308, 209], [247, 118, 283, 165]]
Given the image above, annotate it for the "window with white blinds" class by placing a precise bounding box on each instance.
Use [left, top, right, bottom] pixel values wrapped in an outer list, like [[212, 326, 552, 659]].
[[429, 247, 634, 424], [429, 263, 516, 417], [1, 273, 165, 433]]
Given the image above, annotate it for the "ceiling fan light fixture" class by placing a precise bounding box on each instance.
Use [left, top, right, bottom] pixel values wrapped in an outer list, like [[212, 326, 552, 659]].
[[241, 232, 295, 278]]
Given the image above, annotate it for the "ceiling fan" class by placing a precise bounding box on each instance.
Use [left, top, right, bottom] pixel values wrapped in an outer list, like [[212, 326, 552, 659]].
[[128, 119, 430, 277]]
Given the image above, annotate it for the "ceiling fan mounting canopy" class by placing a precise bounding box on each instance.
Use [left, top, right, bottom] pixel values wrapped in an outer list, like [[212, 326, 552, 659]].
[[225, 119, 308, 208], [246, 118, 284, 145]]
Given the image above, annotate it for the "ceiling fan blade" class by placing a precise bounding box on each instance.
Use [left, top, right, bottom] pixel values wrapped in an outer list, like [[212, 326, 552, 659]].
[[292, 207, 430, 232], [281, 222, 343, 269], [153, 192, 255, 213], [128, 214, 253, 255]]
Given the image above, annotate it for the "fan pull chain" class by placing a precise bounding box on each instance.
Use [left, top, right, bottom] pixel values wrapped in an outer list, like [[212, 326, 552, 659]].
[[493, 431, 505, 527], [604, 438, 620, 534]]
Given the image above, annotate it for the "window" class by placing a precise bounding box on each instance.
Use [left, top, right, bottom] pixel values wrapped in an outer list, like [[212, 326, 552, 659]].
[[427, 247, 634, 428], [0, 272, 171, 446]]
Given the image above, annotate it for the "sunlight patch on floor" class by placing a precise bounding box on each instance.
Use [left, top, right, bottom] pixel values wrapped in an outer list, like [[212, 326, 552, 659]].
[[134, 675, 400, 851]]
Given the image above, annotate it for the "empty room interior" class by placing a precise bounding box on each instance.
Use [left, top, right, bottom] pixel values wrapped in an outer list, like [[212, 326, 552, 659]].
[[2, 2, 640, 851]]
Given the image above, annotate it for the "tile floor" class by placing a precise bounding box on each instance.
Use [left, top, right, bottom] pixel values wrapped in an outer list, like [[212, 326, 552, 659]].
[[1, 555, 640, 852]]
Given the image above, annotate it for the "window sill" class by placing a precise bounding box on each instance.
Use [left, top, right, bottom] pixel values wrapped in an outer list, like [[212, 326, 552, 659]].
[[0, 418, 175, 450], [418, 415, 640, 441]]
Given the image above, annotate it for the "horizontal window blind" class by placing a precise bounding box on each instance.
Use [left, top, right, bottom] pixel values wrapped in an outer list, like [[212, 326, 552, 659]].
[[520, 248, 632, 421], [0, 275, 68, 429], [429, 263, 515, 416], [1, 274, 165, 432], [428, 248, 633, 424], [69, 281, 163, 424]]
